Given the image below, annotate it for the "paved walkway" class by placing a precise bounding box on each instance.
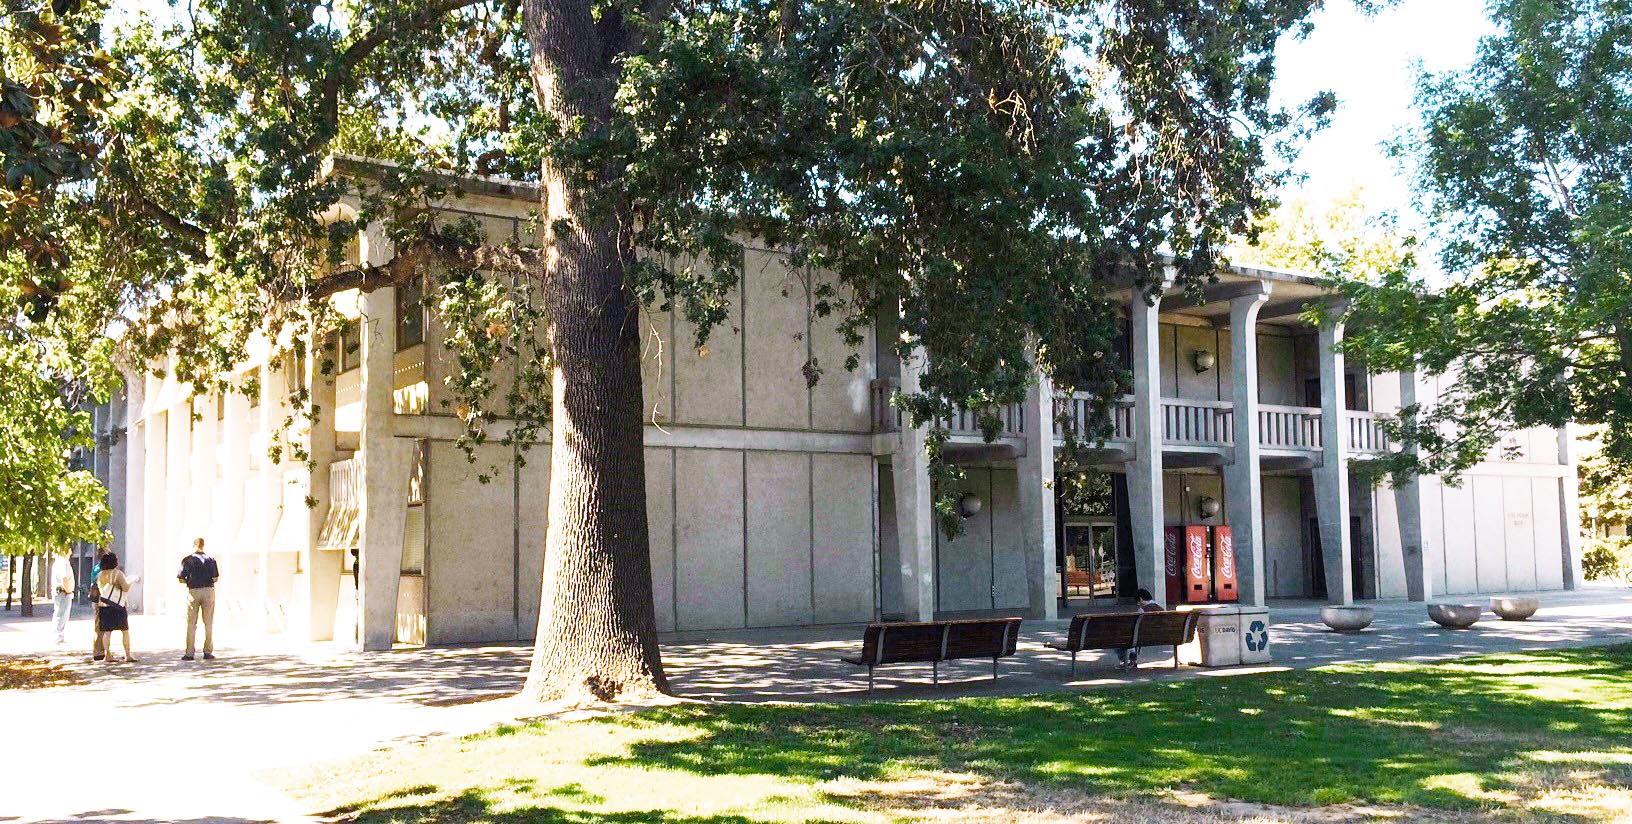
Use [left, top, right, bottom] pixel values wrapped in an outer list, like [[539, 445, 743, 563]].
[[3, 585, 1629, 823]]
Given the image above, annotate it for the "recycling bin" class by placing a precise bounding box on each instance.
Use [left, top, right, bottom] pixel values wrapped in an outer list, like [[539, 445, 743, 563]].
[[1238, 606, 1272, 665], [1189, 604, 1242, 667]]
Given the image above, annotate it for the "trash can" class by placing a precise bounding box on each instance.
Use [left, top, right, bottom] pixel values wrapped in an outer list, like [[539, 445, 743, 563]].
[[1238, 606, 1272, 665], [1190, 604, 1242, 667]]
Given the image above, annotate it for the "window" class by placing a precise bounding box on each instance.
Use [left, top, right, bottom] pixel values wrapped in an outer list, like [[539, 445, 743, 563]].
[[397, 278, 425, 350], [339, 322, 362, 372]]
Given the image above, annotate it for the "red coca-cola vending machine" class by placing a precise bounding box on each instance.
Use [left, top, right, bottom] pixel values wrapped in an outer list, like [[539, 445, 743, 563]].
[[1163, 526, 1185, 606], [1182, 524, 1211, 603], [1163, 524, 1240, 604], [1212, 524, 1239, 602]]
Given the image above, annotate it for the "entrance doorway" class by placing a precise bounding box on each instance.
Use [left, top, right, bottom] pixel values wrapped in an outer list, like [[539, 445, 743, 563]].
[[1061, 520, 1118, 600]]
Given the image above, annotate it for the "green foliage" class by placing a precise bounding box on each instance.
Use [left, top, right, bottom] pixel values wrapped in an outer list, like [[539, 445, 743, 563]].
[[0, 340, 111, 555], [1580, 437, 1632, 530], [1326, 1, 1632, 482], [1583, 535, 1630, 581]]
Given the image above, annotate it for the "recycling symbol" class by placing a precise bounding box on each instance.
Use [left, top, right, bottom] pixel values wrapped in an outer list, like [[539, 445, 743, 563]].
[[1245, 620, 1269, 652]]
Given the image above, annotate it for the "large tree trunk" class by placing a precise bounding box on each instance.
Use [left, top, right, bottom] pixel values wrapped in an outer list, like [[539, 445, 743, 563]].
[[20, 556, 33, 618], [519, 0, 667, 704]]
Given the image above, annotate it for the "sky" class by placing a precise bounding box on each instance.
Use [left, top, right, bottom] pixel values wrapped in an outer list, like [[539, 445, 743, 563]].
[[1269, 0, 1499, 231]]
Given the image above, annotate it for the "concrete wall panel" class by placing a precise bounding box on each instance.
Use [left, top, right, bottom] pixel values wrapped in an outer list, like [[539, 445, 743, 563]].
[[1174, 326, 1223, 401], [1159, 325, 1178, 397], [1441, 481, 1479, 595], [1502, 476, 1538, 591], [936, 469, 993, 612], [638, 306, 675, 425], [517, 445, 549, 637], [645, 447, 677, 632], [1472, 476, 1509, 592], [1373, 480, 1407, 599], [1262, 475, 1304, 597], [1420, 476, 1448, 596], [810, 310, 873, 433], [743, 250, 811, 430], [745, 451, 813, 627], [989, 468, 1028, 610], [812, 454, 876, 624], [1532, 477, 1565, 590], [876, 463, 902, 617], [1257, 335, 1299, 406], [426, 441, 517, 644], [675, 449, 746, 629], [674, 277, 744, 427]]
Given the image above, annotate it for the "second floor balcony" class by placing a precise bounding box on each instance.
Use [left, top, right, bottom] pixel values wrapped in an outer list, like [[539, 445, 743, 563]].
[[871, 377, 1391, 466]]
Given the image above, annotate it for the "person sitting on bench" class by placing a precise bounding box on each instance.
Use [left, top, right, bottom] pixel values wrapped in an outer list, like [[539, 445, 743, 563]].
[[1118, 589, 1164, 671]]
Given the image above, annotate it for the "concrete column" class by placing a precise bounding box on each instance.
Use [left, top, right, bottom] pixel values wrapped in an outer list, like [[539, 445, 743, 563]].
[[891, 351, 937, 622], [1017, 365, 1058, 620], [1558, 423, 1584, 589], [1224, 284, 1271, 606], [1394, 370, 1432, 601], [123, 375, 145, 611], [190, 391, 215, 550], [1128, 275, 1171, 599], [359, 287, 411, 650], [162, 390, 189, 617], [300, 339, 342, 641], [1314, 306, 1353, 605]]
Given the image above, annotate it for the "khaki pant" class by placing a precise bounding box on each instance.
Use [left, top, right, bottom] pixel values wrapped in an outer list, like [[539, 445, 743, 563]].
[[186, 587, 216, 656]]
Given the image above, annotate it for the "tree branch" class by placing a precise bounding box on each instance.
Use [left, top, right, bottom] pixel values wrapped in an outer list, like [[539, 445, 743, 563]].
[[304, 0, 488, 156]]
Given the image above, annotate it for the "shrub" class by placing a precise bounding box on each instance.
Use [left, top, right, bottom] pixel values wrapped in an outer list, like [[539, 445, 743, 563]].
[[1582, 536, 1632, 582]]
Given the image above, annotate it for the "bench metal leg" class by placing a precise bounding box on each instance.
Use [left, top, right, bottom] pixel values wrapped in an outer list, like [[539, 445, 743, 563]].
[[867, 666, 875, 694], [1070, 650, 1077, 679], [1173, 645, 1180, 669], [932, 660, 939, 687], [992, 656, 999, 682]]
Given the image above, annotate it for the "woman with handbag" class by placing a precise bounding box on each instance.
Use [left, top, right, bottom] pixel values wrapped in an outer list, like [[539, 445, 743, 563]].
[[95, 553, 138, 663]]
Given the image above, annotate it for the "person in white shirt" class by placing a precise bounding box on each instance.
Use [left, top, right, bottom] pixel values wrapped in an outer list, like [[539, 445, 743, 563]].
[[50, 553, 76, 645]]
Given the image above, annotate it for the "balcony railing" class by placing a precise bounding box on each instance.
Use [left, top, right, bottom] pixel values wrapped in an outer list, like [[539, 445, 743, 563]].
[[1259, 404, 1323, 450], [874, 378, 1391, 455], [1162, 400, 1234, 446], [1052, 393, 1135, 442], [869, 377, 1025, 438], [1347, 411, 1391, 454]]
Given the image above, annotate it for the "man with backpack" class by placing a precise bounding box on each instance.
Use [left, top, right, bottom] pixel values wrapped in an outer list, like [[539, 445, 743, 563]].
[[177, 538, 220, 661]]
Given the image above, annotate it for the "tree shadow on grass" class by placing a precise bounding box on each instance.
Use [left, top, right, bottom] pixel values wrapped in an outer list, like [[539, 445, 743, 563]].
[[589, 645, 1632, 816], [333, 787, 847, 824]]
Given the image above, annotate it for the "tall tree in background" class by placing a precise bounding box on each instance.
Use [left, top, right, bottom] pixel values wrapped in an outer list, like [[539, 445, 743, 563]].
[[5, 0, 1338, 704], [1328, 0, 1632, 482], [0, 1, 114, 583]]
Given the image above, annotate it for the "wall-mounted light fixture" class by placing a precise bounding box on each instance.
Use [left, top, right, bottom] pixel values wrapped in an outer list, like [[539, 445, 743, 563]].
[[958, 493, 983, 519], [1197, 495, 1221, 519], [1192, 349, 1217, 374]]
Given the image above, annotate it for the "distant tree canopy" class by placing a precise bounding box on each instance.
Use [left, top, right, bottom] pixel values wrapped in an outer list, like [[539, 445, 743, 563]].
[[1285, 1, 1632, 484], [5, 0, 1342, 701]]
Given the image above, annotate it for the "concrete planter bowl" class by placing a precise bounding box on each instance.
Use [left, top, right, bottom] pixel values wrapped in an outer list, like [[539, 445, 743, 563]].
[[1490, 596, 1540, 621], [1428, 603, 1483, 629], [1320, 605, 1375, 632]]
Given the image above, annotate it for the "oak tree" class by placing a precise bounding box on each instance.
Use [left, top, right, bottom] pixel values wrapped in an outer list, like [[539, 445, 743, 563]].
[[6, 0, 1337, 703]]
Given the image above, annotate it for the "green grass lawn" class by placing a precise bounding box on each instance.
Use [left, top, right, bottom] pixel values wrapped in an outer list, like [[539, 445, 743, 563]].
[[280, 644, 1632, 823]]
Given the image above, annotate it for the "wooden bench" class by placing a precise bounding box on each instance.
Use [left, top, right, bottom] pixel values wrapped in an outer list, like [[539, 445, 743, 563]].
[[840, 617, 1022, 693], [1046, 610, 1199, 676]]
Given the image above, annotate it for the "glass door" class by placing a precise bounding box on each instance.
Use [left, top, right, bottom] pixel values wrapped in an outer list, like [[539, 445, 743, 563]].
[[1062, 520, 1118, 600]]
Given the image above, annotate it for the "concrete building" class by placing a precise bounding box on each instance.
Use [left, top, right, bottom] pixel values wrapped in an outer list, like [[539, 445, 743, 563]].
[[113, 167, 1585, 649]]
